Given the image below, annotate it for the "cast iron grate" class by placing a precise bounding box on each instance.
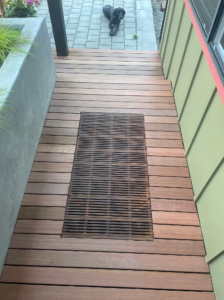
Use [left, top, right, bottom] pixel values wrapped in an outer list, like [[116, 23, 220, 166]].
[[62, 112, 153, 240]]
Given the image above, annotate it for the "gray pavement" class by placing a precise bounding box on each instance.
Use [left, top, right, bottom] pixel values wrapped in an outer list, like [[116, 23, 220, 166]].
[[37, 0, 157, 50]]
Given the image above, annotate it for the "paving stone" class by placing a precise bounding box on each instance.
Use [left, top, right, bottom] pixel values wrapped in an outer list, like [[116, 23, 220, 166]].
[[89, 24, 101, 29], [112, 42, 124, 49], [136, 1, 152, 9], [137, 10, 153, 20], [137, 42, 157, 50], [88, 35, 100, 41], [73, 44, 86, 48], [124, 22, 136, 28], [100, 32, 110, 38], [86, 41, 99, 48], [137, 19, 154, 30], [74, 38, 87, 44], [99, 45, 111, 49], [71, 9, 81, 13], [66, 23, 78, 29], [125, 39, 136, 46], [125, 45, 137, 50], [67, 34, 76, 40], [125, 33, 135, 39], [67, 17, 79, 23], [89, 29, 100, 35], [112, 36, 124, 42], [77, 26, 89, 32], [100, 38, 112, 46], [137, 30, 156, 43], [76, 32, 88, 38]]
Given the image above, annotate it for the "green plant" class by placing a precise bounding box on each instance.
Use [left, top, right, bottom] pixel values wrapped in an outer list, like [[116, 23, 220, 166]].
[[133, 33, 137, 39], [0, 25, 33, 67], [4, 0, 40, 18]]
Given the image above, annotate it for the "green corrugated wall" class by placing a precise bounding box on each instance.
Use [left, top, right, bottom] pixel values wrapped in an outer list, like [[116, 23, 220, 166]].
[[160, 1, 224, 299]]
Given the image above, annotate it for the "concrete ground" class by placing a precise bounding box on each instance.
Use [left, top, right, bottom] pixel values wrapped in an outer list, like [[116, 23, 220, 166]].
[[37, 0, 157, 50]]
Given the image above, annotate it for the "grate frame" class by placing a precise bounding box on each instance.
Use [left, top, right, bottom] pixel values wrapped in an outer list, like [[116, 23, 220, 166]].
[[62, 112, 153, 241]]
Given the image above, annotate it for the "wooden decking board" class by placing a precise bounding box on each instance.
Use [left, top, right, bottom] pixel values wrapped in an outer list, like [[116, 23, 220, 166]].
[[9, 234, 206, 255], [0, 285, 215, 300], [5, 249, 209, 273], [0, 266, 213, 291], [56, 68, 164, 76], [50, 100, 176, 110], [0, 49, 214, 300], [148, 166, 187, 178], [31, 162, 73, 172]]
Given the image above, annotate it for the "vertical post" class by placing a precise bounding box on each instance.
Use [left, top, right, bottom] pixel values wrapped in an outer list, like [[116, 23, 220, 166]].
[[0, 0, 5, 18], [47, 0, 68, 56]]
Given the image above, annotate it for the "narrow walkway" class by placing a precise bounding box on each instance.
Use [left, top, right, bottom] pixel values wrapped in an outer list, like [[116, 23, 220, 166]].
[[37, 0, 157, 50], [0, 49, 214, 300]]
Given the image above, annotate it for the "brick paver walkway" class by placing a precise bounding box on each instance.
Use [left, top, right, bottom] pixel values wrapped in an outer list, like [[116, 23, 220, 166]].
[[37, 0, 157, 50]]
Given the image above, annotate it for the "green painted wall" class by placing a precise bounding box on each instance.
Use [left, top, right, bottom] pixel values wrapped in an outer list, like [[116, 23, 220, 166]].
[[160, 1, 224, 300]]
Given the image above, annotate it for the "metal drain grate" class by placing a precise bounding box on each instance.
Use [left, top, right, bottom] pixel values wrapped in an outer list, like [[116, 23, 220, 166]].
[[62, 112, 153, 240]]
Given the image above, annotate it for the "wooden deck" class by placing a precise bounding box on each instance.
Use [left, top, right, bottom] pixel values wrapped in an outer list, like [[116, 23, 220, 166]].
[[0, 49, 215, 300]]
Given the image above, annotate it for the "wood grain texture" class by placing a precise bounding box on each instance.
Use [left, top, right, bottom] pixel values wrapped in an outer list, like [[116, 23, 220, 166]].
[[5, 249, 209, 273], [31, 162, 72, 172], [0, 266, 213, 291], [22, 195, 67, 207], [151, 199, 197, 212], [0, 285, 215, 300]]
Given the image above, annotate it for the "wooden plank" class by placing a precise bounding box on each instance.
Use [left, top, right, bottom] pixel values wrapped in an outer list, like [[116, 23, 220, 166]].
[[152, 211, 200, 226], [50, 100, 175, 110], [14, 221, 63, 234], [28, 172, 71, 183], [22, 195, 67, 207], [146, 139, 183, 148], [46, 113, 80, 120], [5, 249, 209, 273], [53, 87, 173, 97], [31, 162, 72, 172], [53, 55, 162, 62], [151, 199, 197, 213], [144, 123, 180, 131], [0, 266, 213, 291], [40, 135, 77, 145], [18, 207, 66, 220], [147, 156, 188, 167], [34, 153, 74, 163], [25, 183, 69, 195], [9, 234, 206, 256], [45, 120, 79, 128], [144, 116, 178, 123], [42, 127, 78, 136], [56, 74, 169, 85], [147, 148, 185, 157], [149, 176, 192, 188], [62, 48, 160, 54], [52, 93, 174, 103], [54, 82, 172, 92], [150, 187, 194, 200], [54, 59, 161, 66], [0, 284, 215, 300], [48, 106, 177, 117], [148, 166, 189, 177], [37, 144, 75, 153], [145, 131, 181, 139], [56, 68, 164, 76], [154, 225, 203, 240]]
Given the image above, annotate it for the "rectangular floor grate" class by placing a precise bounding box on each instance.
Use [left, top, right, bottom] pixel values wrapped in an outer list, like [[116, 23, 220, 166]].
[[62, 112, 153, 240]]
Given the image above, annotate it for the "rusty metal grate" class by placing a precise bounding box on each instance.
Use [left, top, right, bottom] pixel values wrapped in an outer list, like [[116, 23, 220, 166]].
[[62, 112, 153, 240]]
